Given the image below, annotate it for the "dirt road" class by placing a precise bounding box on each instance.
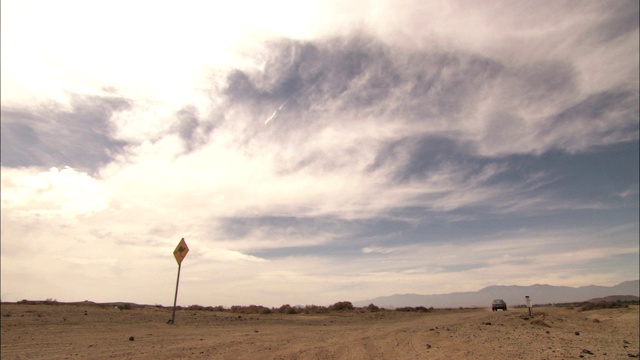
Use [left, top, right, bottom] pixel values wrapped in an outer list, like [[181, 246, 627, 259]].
[[1, 303, 638, 359]]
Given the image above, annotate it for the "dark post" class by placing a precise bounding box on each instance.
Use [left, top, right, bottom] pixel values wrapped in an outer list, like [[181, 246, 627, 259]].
[[171, 263, 182, 324]]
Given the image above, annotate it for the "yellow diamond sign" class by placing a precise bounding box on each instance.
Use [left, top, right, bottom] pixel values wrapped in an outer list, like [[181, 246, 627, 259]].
[[173, 238, 189, 265]]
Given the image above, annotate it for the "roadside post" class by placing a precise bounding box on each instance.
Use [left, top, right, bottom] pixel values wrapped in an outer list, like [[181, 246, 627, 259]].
[[525, 296, 532, 316], [170, 238, 189, 324]]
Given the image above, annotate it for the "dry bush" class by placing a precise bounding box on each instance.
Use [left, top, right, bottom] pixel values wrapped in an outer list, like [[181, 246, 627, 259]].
[[17, 299, 59, 306], [395, 306, 431, 312], [329, 301, 354, 311], [579, 301, 636, 312], [230, 305, 272, 314], [186, 304, 225, 311], [364, 303, 381, 312], [301, 305, 328, 314], [277, 304, 298, 314]]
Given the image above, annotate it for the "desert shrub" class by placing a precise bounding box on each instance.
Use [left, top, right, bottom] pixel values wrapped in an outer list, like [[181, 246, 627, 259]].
[[329, 301, 354, 311], [277, 304, 298, 314], [119, 303, 132, 310], [395, 306, 430, 312], [301, 305, 328, 314], [187, 304, 205, 311], [364, 303, 380, 312], [230, 305, 272, 314], [579, 301, 634, 311], [259, 307, 272, 314]]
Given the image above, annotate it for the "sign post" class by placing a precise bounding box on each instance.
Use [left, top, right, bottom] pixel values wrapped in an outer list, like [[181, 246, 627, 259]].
[[170, 238, 189, 324], [525, 296, 532, 316]]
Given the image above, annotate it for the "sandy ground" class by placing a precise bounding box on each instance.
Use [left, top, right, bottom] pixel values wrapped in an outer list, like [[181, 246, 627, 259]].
[[1, 303, 638, 359]]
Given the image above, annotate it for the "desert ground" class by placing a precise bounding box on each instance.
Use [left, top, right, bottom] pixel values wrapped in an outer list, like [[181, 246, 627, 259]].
[[1, 302, 638, 359]]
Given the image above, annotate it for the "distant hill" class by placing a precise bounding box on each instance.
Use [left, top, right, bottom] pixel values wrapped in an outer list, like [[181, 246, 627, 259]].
[[354, 280, 639, 309], [586, 295, 639, 303]]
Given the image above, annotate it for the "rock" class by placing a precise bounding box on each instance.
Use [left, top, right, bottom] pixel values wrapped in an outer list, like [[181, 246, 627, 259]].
[[581, 349, 594, 355], [532, 319, 551, 327], [129, 336, 135, 341], [575, 331, 580, 336], [426, 344, 432, 349], [483, 322, 492, 325]]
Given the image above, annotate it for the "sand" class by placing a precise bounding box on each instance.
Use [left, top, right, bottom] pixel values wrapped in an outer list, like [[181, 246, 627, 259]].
[[1, 303, 638, 359]]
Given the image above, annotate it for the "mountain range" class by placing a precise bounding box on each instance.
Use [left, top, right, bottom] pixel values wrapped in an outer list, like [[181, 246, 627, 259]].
[[354, 280, 639, 309]]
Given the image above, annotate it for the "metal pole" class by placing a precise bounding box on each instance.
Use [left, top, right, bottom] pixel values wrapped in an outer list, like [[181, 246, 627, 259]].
[[171, 263, 182, 324]]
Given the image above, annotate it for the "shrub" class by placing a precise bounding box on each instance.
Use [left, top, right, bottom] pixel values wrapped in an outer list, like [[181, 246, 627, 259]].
[[230, 305, 272, 314], [579, 301, 634, 312], [395, 306, 430, 312], [277, 304, 297, 314], [364, 303, 380, 312], [329, 301, 354, 311], [301, 305, 328, 314]]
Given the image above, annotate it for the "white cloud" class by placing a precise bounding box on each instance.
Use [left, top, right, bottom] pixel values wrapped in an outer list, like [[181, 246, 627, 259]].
[[362, 246, 396, 254], [1, 166, 107, 218], [1, 0, 637, 306]]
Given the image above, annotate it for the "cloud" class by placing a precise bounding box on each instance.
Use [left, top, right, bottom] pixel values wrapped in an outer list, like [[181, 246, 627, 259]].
[[362, 246, 396, 254], [1, 94, 131, 172], [0, 0, 637, 306], [1, 166, 108, 218], [219, 34, 637, 159]]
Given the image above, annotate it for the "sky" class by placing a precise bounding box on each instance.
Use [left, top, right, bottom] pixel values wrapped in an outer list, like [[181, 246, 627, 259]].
[[1, 0, 638, 307]]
